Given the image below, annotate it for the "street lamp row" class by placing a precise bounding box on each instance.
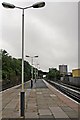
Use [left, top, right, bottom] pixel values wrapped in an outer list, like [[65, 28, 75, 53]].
[[26, 55, 38, 88]]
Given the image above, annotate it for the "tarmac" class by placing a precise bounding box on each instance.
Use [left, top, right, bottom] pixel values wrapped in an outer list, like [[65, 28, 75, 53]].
[[0, 79, 79, 120]]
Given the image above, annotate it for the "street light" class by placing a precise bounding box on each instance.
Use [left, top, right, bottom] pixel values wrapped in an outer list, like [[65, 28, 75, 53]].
[[34, 63, 39, 83], [26, 55, 38, 88], [2, 2, 45, 9], [2, 1, 45, 117], [32, 2, 45, 8], [36, 64, 39, 80]]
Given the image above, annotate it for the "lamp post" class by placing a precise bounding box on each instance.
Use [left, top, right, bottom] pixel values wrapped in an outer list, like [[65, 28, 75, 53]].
[[36, 63, 39, 80], [35, 66, 37, 83], [35, 63, 39, 82], [26, 55, 38, 88], [2, 2, 45, 117]]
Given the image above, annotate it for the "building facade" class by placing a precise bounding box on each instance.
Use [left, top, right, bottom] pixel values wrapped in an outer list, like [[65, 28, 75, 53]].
[[59, 65, 68, 75], [72, 69, 80, 77]]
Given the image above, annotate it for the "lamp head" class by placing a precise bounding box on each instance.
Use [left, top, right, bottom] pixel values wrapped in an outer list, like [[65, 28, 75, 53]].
[[26, 55, 30, 57], [2, 2, 15, 9], [34, 56, 38, 58], [32, 2, 45, 8]]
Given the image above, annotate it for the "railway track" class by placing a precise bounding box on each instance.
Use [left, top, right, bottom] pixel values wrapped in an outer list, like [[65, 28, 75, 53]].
[[58, 82, 80, 91], [47, 80, 80, 103]]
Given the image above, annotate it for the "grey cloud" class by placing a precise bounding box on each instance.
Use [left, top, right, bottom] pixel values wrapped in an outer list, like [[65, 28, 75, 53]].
[[0, 1, 78, 72]]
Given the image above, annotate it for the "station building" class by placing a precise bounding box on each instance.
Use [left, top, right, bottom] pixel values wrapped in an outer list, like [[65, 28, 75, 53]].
[[72, 69, 80, 77]]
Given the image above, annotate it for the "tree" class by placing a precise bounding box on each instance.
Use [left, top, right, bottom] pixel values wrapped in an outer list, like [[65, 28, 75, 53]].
[[47, 68, 60, 81], [2, 49, 31, 90]]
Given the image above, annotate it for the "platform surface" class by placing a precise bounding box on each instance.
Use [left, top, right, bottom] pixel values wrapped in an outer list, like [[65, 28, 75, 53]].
[[0, 79, 79, 120]]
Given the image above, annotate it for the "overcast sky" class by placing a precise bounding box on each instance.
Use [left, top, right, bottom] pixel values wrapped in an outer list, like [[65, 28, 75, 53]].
[[0, 0, 79, 72]]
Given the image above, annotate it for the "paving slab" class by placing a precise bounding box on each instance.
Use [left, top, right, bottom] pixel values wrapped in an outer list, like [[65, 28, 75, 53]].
[[61, 106, 74, 112], [39, 109, 52, 116], [39, 115, 54, 118], [25, 112, 39, 118], [0, 111, 2, 120], [36, 93, 42, 95], [49, 107, 69, 118], [65, 111, 78, 118], [26, 106, 38, 112], [2, 109, 19, 118], [5, 101, 18, 109]]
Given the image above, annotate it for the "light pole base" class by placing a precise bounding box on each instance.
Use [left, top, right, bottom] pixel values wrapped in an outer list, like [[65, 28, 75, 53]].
[[20, 91, 25, 117]]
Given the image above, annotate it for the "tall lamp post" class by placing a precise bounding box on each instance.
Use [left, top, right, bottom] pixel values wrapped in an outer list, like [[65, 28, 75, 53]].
[[36, 63, 39, 80], [35, 63, 39, 82], [26, 55, 38, 88], [35, 66, 37, 83], [2, 2, 45, 117]]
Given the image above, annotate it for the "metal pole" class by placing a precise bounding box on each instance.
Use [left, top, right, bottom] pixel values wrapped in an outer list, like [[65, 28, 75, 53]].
[[37, 68, 38, 79], [37, 64, 39, 80], [35, 67, 36, 83], [20, 9, 25, 117], [31, 57, 33, 88], [22, 9, 24, 91]]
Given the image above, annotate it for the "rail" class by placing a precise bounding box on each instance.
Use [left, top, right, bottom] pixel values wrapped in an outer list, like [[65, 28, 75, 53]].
[[47, 80, 80, 103]]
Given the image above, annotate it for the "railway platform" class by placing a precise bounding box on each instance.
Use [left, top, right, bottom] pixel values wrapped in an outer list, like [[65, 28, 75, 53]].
[[0, 79, 79, 119]]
